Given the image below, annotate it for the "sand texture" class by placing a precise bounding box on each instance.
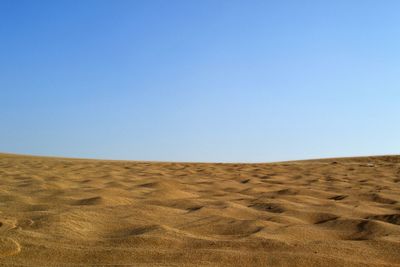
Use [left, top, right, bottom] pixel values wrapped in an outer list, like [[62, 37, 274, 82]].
[[0, 153, 399, 266]]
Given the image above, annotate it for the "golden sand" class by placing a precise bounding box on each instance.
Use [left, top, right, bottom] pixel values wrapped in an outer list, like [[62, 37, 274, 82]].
[[0, 153, 399, 266]]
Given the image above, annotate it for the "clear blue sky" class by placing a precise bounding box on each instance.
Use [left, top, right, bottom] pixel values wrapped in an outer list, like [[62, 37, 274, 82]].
[[1, 0, 399, 162]]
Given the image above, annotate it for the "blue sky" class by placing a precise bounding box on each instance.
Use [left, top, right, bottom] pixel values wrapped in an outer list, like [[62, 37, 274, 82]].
[[1, 0, 399, 162]]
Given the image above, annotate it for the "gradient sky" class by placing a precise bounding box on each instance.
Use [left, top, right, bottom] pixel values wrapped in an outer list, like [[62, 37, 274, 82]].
[[1, 0, 399, 162]]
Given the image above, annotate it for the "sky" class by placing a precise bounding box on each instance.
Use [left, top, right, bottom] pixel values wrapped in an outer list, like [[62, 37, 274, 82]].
[[0, 0, 399, 162]]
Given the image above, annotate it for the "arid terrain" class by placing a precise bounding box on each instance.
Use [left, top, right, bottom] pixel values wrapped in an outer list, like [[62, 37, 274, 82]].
[[0, 153, 399, 266]]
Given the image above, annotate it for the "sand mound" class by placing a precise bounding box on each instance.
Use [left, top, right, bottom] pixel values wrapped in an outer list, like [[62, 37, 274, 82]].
[[0, 153, 399, 266]]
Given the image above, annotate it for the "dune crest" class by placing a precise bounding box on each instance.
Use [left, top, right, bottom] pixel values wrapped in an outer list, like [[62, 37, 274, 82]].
[[0, 153, 399, 266]]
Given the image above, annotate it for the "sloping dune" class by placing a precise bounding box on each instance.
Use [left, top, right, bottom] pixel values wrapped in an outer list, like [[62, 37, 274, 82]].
[[0, 153, 399, 266]]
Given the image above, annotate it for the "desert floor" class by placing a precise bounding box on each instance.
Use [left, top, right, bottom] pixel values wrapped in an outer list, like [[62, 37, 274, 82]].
[[0, 153, 399, 266]]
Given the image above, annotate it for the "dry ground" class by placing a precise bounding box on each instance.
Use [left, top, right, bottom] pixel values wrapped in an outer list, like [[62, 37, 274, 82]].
[[0, 153, 400, 266]]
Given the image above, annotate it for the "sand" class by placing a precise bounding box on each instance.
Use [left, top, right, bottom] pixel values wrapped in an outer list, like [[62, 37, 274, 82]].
[[0, 153, 399, 266]]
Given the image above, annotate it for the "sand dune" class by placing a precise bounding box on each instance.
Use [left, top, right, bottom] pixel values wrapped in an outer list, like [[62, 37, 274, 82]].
[[0, 153, 399, 266]]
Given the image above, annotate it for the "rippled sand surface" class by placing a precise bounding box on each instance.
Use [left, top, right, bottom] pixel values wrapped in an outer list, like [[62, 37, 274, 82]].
[[0, 153, 399, 266]]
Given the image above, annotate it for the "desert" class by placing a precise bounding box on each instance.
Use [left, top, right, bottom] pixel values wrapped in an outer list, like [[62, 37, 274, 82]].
[[0, 153, 399, 266]]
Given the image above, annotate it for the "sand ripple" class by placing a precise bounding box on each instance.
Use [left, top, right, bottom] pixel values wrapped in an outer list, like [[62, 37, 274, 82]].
[[0, 153, 399, 266]]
